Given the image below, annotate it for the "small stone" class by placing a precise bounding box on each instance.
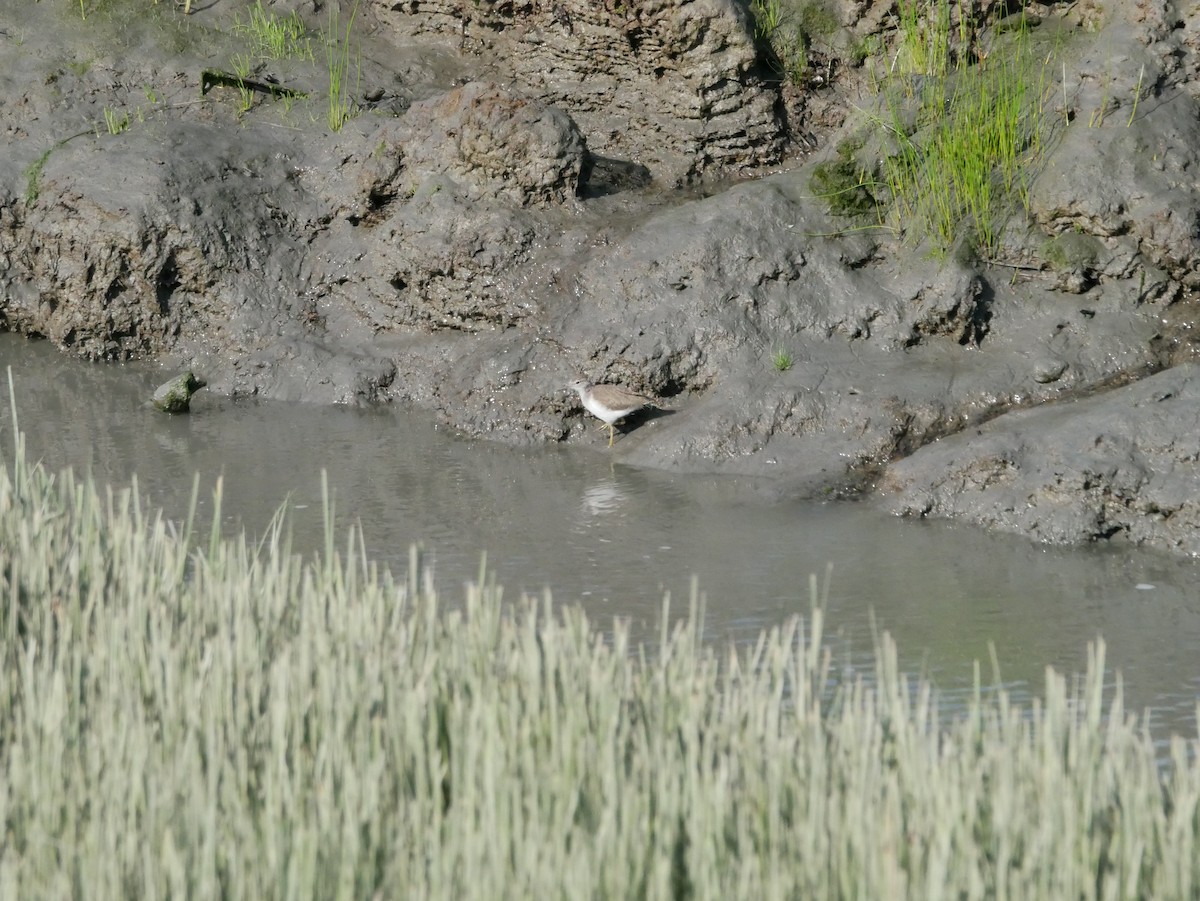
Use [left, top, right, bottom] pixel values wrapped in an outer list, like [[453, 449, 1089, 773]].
[[152, 372, 207, 414], [1033, 359, 1068, 384]]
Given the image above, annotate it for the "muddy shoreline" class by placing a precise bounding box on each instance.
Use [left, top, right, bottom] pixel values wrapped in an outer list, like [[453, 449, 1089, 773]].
[[3, 0, 1200, 553]]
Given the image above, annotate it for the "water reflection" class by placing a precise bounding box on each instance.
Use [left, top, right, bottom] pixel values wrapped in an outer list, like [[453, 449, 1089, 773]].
[[1, 332, 1198, 742], [579, 476, 628, 517]]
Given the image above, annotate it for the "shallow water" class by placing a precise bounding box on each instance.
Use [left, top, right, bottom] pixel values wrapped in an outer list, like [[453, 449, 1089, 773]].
[[2, 333, 1198, 743]]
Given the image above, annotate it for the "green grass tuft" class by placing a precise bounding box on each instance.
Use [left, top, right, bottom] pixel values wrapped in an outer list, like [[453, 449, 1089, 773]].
[[750, 0, 817, 85], [102, 105, 129, 134], [234, 0, 313, 62], [230, 52, 255, 112]]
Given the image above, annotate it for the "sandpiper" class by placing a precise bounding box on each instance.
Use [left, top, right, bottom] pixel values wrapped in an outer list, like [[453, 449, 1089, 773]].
[[568, 379, 654, 447]]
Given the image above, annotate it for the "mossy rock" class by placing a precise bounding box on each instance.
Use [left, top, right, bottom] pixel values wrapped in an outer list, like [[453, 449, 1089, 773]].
[[810, 136, 878, 217], [794, 1, 839, 40], [152, 372, 207, 414], [1041, 231, 1103, 271]]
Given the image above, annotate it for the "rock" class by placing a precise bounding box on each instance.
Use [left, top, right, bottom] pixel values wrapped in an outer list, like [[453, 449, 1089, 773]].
[[152, 371, 206, 414], [1026, 13, 1200, 294], [878, 366, 1200, 553], [375, 0, 784, 184], [1032, 358, 1069, 384], [394, 81, 589, 207], [0, 122, 308, 363]]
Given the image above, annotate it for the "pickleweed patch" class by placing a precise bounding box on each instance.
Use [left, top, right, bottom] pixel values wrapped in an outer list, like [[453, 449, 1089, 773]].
[[2, 367, 1199, 897]]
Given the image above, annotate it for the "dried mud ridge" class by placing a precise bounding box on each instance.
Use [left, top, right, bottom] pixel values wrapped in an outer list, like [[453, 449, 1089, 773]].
[[3, 0, 1200, 555]]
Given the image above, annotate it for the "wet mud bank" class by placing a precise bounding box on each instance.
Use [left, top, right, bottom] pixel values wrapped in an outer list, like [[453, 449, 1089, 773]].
[[3, 0, 1200, 554]]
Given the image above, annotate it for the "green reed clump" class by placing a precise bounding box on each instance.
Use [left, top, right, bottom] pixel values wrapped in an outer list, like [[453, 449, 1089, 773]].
[[1, 382, 1198, 898], [870, 1, 1052, 258]]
